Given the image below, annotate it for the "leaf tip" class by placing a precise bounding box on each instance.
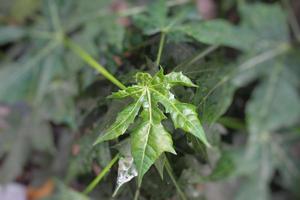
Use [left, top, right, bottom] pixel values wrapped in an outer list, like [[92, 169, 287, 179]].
[[170, 148, 177, 155], [93, 137, 104, 146], [204, 141, 212, 148], [191, 83, 199, 88]]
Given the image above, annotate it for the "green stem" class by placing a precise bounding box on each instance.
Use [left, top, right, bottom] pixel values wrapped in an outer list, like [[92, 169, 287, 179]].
[[127, 35, 159, 52], [156, 32, 166, 66], [64, 37, 126, 89], [282, 0, 300, 42], [48, 0, 63, 34], [165, 158, 187, 200], [174, 45, 219, 71], [133, 186, 141, 200], [217, 117, 246, 131], [83, 154, 120, 195]]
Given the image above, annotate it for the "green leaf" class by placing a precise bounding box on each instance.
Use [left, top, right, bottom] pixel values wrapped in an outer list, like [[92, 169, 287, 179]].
[[0, 41, 59, 103], [109, 86, 143, 99], [133, 0, 168, 35], [152, 90, 210, 147], [165, 72, 198, 87], [177, 20, 239, 49], [0, 26, 26, 45], [132, 111, 175, 185], [133, 0, 187, 35], [96, 70, 209, 184], [208, 152, 235, 181], [132, 86, 175, 184], [178, 3, 289, 52], [94, 98, 144, 144], [193, 61, 236, 123], [234, 50, 300, 200], [0, 111, 54, 184], [246, 59, 300, 134]]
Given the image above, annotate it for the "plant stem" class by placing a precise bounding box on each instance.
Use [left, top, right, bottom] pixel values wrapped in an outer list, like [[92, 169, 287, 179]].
[[127, 35, 160, 52], [186, 45, 219, 67], [282, 0, 300, 42], [83, 154, 120, 195], [174, 45, 219, 71], [64, 37, 126, 90], [133, 186, 141, 200], [165, 158, 187, 200], [48, 0, 63, 33], [156, 32, 166, 66]]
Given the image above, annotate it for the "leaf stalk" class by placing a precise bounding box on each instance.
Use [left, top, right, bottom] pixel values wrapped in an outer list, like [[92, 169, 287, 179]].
[[165, 158, 187, 200], [64, 37, 126, 89], [156, 32, 167, 66], [83, 154, 120, 195]]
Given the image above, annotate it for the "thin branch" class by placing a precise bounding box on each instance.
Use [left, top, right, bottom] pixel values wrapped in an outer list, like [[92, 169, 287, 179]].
[[165, 158, 187, 200], [83, 154, 120, 195], [133, 186, 141, 200], [156, 32, 167, 66], [174, 45, 219, 71], [48, 0, 63, 34], [64, 37, 126, 89]]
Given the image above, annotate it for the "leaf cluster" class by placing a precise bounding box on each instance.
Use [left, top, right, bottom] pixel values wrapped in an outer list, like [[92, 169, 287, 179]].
[[95, 69, 209, 184]]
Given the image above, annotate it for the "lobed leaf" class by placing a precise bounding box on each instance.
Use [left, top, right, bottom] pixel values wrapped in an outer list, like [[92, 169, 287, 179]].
[[97, 70, 209, 184], [177, 3, 288, 53]]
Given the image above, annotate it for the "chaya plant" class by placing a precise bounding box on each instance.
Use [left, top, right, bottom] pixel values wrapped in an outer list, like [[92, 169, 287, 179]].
[[94, 68, 210, 186]]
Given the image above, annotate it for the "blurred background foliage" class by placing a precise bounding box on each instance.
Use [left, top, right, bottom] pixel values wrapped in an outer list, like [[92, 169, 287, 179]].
[[0, 0, 299, 199]]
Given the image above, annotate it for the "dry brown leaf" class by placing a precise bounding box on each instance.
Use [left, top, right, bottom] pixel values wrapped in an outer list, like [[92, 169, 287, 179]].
[[26, 179, 54, 200]]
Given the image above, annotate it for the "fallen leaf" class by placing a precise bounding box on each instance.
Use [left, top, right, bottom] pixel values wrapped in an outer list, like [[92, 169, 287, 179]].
[[27, 179, 54, 200]]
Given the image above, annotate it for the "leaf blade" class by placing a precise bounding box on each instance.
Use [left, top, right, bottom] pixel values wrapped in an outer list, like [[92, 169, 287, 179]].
[[151, 89, 210, 147], [94, 94, 144, 145], [165, 71, 198, 87]]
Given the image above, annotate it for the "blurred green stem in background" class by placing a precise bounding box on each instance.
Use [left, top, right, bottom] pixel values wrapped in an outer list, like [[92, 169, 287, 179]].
[[165, 158, 187, 200], [83, 154, 120, 195], [64, 37, 126, 90], [156, 32, 166, 66]]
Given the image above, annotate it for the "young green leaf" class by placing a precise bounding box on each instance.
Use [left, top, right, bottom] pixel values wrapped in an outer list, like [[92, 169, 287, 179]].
[[109, 86, 144, 99], [95, 70, 210, 184]]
